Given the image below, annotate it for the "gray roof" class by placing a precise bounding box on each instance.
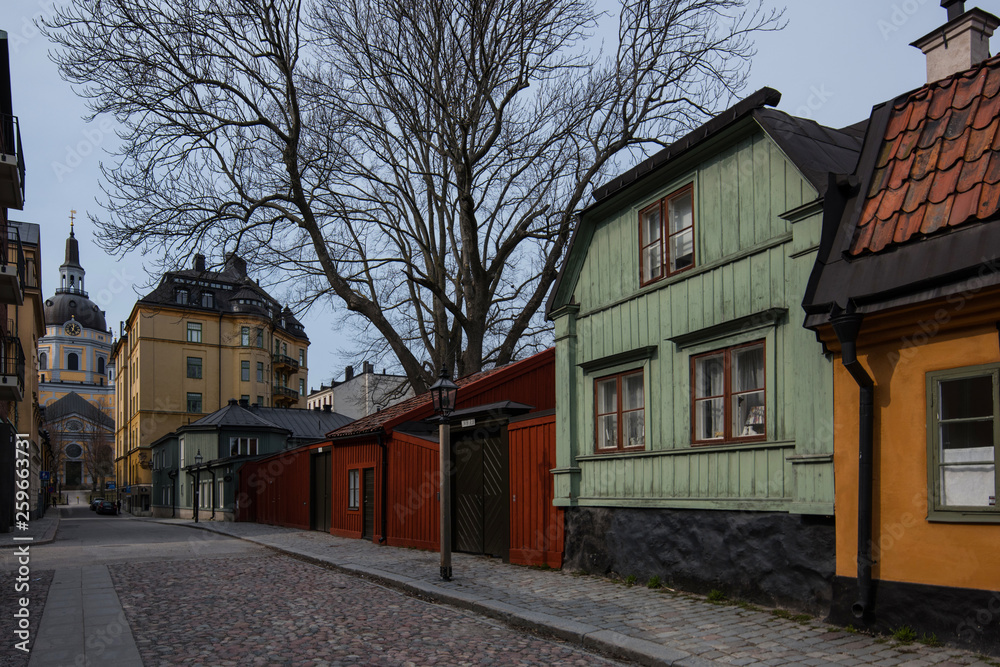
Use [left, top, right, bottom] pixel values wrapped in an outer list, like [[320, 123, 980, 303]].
[[43, 392, 113, 429], [187, 399, 352, 441]]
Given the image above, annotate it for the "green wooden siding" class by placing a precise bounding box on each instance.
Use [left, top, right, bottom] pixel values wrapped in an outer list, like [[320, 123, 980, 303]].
[[553, 124, 834, 513]]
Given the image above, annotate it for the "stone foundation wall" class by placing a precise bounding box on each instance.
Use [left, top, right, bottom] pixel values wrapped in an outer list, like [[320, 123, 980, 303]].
[[831, 576, 1000, 656], [563, 506, 836, 615]]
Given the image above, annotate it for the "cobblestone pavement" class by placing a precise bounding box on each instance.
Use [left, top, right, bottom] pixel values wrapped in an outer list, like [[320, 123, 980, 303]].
[[154, 519, 1000, 667], [111, 553, 628, 666]]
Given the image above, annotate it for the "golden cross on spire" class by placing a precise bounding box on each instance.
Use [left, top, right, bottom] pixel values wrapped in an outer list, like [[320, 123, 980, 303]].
[[69, 209, 76, 235]]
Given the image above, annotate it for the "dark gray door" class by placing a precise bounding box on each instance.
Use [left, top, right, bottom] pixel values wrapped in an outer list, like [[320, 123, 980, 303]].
[[452, 424, 509, 560], [310, 451, 331, 531], [362, 468, 376, 540]]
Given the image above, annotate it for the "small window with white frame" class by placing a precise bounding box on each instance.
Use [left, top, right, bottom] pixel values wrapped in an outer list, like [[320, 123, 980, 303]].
[[229, 437, 258, 457]]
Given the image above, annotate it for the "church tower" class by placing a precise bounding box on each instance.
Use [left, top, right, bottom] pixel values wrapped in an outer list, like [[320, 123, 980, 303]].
[[37, 219, 115, 490]]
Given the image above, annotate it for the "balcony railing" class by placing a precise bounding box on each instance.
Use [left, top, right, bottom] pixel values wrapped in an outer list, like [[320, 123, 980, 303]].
[[272, 353, 299, 373], [0, 334, 25, 401], [0, 114, 25, 210], [271, 385, 299, 403], [0, 226, 24, 305]]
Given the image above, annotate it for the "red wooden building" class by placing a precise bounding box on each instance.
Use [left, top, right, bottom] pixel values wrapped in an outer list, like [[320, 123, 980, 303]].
[[238, 349, 563, 567]]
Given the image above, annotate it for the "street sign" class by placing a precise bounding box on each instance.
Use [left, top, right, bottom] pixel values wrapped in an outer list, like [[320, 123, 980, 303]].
[[106, 481, 116, 490], [39, 471, 50, 481]]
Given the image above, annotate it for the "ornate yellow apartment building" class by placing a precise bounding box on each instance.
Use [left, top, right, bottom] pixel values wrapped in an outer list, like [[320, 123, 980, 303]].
[[112, 253, 309, 514]]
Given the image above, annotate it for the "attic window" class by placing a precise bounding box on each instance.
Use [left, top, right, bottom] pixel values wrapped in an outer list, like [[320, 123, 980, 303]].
[[639, 184, 695, 286], [176, 288, 189, 305]]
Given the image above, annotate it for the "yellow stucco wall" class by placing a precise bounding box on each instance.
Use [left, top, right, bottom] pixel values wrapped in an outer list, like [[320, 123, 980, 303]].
[[826, 294, 1000, 592], [113, 302, 309, 497]]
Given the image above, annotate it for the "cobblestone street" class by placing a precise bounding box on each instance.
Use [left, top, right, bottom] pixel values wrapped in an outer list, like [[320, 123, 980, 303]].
[[111, 553, 626, 666], [166, 519, 1000, 666]]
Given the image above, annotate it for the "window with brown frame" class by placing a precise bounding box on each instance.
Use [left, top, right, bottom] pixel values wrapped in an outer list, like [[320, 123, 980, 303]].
[[692, 341, 766, 444], [594, 369, 645, 452], [639, 184, 694, 285]]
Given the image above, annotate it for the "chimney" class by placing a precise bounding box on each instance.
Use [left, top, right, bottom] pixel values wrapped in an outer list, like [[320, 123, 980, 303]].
[[323, 404, 332, 413], [911, 2, 999, 83], [223, 252, 248, 277], [193, 253, 206, 272], [228, 398, 238, 406], [363, 361, 374, 375], [345, 365, 354, 381], [239, 397, 249, 408]]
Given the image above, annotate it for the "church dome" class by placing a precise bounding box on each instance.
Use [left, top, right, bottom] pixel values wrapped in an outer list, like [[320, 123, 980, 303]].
[[44, 293, 107, 331]]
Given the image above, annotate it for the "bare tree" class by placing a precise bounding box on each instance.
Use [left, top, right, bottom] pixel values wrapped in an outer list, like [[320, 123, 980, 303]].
[[42, 0, 782, 392], [80, 397, 115, 492]]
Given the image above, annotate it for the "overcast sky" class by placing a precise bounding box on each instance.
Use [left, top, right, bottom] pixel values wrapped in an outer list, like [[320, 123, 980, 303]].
[[2, 0, 973, 387]]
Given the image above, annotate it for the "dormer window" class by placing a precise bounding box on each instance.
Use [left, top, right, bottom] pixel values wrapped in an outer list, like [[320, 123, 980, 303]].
[[176, 288, 189, 305], [202, 292, 214, 308], [639, 184, 695, 285]]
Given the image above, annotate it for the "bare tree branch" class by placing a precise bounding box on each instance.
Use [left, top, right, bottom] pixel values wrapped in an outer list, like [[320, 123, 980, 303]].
[[42, 0, 783, 391]]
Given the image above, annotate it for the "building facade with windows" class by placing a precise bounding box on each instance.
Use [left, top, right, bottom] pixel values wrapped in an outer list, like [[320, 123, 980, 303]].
[[11, 221, 48, 515], [803, 6, 1000, 651], [112, 252, 309, 515], [149, 398, 349, 521], [0, 30, 31, 533], [546, 88, 864, 612], [306, 361, 413, 419]]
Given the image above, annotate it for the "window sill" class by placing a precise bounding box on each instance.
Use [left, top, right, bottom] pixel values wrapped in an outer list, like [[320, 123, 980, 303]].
[[926, 510, 1000, 524], [592, 446, 646, 455], [577, 440, 794, 461]]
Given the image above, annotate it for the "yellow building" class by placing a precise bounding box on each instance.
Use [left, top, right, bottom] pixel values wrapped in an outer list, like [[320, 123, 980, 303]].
[[11, 221, 47, 516], [113, 253, 309, 514]]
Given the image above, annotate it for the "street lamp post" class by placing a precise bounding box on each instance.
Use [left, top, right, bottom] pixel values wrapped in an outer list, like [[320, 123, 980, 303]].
[[193, 449, 203, 523], [429, 365, 458, 581]]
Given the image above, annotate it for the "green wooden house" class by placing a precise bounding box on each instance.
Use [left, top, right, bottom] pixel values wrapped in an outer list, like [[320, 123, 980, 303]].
[[546, 88, 864, 612], [150, 399, 351, 520]]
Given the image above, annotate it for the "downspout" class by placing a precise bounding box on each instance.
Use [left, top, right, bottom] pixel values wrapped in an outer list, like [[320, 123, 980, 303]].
[[378, 430, 387, 544], [218, 311, 224, 410], [829, 306, 875, 620], [209, 468, 217, 521]]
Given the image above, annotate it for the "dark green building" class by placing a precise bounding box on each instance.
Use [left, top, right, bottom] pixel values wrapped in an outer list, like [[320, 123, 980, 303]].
[[151, 398, 350, 520]]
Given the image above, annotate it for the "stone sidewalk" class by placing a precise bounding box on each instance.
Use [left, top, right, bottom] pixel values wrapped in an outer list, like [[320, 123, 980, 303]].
[[1, 505, 60, 549], [150, 518, 998, 666]]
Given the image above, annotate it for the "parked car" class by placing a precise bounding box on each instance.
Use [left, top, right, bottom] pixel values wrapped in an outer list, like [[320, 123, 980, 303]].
[[89, 497, 104, 511], [96, 500, 118, 516]]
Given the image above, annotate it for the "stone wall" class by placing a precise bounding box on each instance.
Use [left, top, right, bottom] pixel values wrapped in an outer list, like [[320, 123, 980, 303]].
[[563, 506, 836, 615]]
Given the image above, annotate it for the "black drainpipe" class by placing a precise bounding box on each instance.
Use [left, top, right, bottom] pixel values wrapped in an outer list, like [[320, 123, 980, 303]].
[[829, 306, 875, 620], [378, 430, 387, 544], [209, 469, 217, 521]]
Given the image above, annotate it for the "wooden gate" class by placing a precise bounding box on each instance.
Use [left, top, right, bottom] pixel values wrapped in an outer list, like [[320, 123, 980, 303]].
[[452, 422, 509, 559], [310, 451, 331, 532], [362, 467, 376, 540]]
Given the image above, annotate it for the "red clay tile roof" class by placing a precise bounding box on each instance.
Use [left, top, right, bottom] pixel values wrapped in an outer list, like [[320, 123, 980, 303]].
[[849, 54, 1000, 255]]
